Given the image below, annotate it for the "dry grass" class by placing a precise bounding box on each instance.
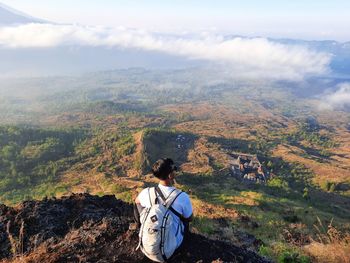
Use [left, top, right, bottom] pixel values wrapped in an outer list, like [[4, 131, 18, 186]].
[[303, 218, 350, 263], [225, 191, 262, 206], [181, 138, 213, 174], [273, 144, 350, 185], [6, 221, 17, 256], [191, 198, 240, 220], [304, 240, 350, 263], [2, 220, 26, 263]]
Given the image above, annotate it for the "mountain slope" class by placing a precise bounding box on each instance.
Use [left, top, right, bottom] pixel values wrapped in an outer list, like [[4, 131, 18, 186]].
[[0, 2, 45, 25]]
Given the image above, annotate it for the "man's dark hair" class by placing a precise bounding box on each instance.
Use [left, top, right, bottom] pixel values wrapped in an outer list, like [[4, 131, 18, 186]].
[[152, 158, 177, 180]]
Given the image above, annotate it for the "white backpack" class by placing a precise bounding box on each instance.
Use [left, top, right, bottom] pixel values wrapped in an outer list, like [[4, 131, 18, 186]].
[[137, 187, 184, 262]]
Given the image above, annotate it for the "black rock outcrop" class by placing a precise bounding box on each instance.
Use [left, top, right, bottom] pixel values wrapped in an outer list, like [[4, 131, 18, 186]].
[[0, 194, 270, 263]]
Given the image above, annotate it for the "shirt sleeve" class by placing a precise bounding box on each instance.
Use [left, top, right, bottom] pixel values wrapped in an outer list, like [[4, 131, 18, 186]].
[[137, 188, 151, 208], [180, 193, 193, 218]]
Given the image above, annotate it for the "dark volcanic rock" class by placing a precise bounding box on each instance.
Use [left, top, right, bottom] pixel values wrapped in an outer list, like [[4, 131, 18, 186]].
[[0, 194, 270, 263]]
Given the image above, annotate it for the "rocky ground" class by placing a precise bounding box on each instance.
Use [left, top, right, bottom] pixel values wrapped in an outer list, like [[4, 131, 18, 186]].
[[0, 194, 270, 263]]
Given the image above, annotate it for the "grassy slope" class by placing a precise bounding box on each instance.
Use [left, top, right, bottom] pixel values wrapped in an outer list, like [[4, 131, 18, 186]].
[[1, 77, 350, 262]]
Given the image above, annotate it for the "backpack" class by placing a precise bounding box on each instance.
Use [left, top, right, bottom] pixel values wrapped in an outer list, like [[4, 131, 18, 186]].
[[137, 186, 184, 262]]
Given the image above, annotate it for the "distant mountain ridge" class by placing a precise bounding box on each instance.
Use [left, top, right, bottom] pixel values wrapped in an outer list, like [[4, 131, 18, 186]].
[[0, 2, 46, 25]]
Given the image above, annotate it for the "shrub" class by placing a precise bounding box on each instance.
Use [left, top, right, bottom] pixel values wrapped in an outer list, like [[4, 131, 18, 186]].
[[111, 184, 128, 194], [259, 245, 273, 258], [278, 251, 310, 263], [302, 187, 309, 200], [116, 191, 133, 204], [268, 177, 289, 190], [321, 181, 337, 192]]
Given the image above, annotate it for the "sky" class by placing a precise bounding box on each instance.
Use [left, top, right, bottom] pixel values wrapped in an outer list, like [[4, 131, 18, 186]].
[[1, 0, 350, 41]]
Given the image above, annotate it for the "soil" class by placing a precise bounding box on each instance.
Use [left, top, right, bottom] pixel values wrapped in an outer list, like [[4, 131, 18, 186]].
[[0, 194, 270, 263]]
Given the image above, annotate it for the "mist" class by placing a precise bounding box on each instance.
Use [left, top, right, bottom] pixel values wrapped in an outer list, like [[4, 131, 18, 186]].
[[0, 23, 334, 80], [318, 83, 350, 111]]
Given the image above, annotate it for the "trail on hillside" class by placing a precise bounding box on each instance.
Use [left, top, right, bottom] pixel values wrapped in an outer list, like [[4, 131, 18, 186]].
[[0, 194, 270, 263]]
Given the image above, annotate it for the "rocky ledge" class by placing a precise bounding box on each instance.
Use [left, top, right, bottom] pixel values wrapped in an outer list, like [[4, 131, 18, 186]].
[[0, 193, 270, 263]]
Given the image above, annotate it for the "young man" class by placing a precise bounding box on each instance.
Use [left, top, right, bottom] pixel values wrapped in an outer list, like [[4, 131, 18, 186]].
[[135, 158, 193, 252]]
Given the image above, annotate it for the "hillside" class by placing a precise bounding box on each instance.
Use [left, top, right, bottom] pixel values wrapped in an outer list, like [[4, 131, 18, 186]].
[[0, 193, 270, 263], [0, 69, 350, 262], [1, 125, 349, 262]]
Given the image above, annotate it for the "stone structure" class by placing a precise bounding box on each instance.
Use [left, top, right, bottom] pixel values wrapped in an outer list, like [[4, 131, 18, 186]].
[[229, 153, 267, 183]]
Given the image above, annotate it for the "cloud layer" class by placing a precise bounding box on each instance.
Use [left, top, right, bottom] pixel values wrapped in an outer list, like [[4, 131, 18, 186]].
[[0, 23, 331, 80], [319, 83, 350, 111]]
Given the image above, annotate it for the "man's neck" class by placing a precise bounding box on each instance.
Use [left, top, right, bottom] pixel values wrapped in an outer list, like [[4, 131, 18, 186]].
[[159, 180, 173, 187]]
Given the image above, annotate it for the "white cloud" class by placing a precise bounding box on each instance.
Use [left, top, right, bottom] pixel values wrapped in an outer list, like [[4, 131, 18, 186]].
[[0, 23, 331, 80], [319, 83, 350, 111]]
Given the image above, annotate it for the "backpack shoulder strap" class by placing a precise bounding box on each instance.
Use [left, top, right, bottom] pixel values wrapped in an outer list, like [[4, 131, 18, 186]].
[[164, 189, 181, 207], [165, 189, 185, 221], [155, 186, 166, 203], [155, 186, 176, 205], [155, 186, 185, 221], [148, 187, 157, 206]]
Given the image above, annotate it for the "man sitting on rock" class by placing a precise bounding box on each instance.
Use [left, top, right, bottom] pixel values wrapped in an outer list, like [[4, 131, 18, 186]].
[[134, 158, 193, 262]]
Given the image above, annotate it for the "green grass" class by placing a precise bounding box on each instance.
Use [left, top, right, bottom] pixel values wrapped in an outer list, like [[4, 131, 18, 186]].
[[116, 191, 133, 204], [259, 243, 311, 263], [0, 181, 71, 205], [176, 170, 350, 251], [111, 184, 129, 194], [192, 216, 215, 235]]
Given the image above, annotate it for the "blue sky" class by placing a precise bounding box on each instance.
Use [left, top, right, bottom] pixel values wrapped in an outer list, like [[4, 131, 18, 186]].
[[2, 0, 350, 41]]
